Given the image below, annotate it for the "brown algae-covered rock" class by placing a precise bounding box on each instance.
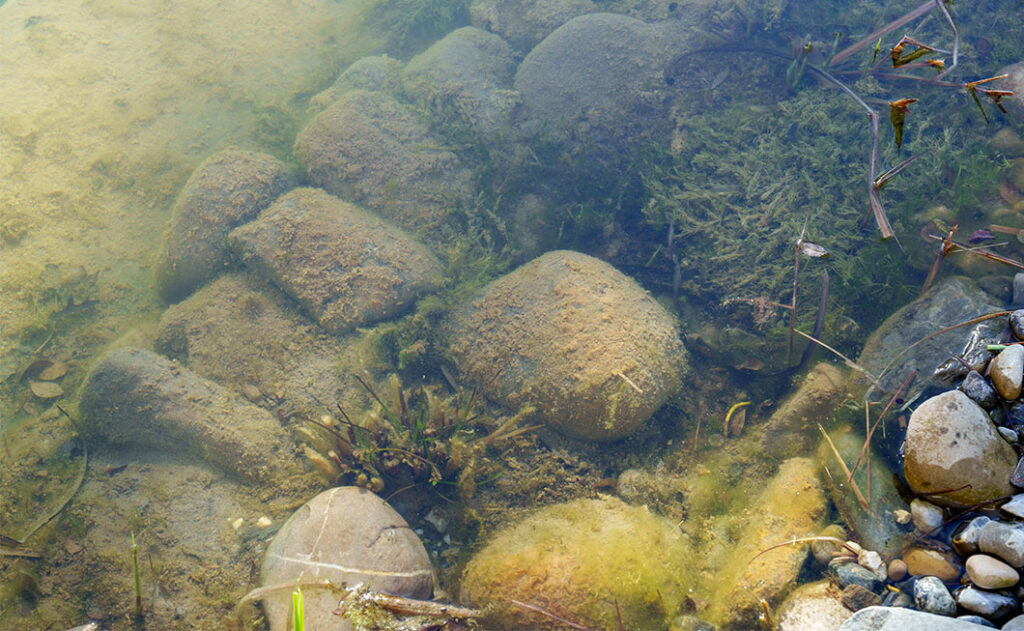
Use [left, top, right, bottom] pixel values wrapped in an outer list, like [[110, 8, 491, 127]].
[[261, 486, 434, 631], [903, 390, 1017, 508], [79, 347, 303, 484], [228, 188, 442, 334], [153, 149, 297, 303], [445, 250, 687, 441], [459, 495, 690, 630], [154, 273, 350, 415], [294, 90, 474, 235], [701, 457, 827, 627]]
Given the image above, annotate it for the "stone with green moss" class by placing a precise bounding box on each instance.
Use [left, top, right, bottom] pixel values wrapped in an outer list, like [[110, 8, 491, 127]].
[[459, 495, 692, 630]]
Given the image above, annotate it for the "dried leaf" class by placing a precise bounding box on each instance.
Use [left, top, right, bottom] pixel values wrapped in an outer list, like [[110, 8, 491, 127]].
[[799, 241, 830, 258], [889, 98, 917, 152]]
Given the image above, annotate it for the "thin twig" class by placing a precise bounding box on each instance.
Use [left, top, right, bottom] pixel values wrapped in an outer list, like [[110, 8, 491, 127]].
[[819, 425, 871, 511], [793, 328, 884, 390]]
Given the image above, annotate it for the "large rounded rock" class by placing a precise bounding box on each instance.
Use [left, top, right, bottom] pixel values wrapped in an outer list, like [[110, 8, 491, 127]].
[[294, 90, 475, 235], [401, 27, 518, 144], [308, 55, 404, 115], [903, 390, 1017, 508], [470, 0, 597, 53], [445, 250, 687, 441], [153, 149, 297, 303], [459, 495, 691, 630], [228, 188, 443, 334], [79, 347, 303, 484], [514, 13, 695, 154], [261, 487, 434, 631]]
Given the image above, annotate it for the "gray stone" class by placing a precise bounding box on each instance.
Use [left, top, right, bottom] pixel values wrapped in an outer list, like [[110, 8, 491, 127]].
[[979, 520, 1024, 567], [1002, 613, 1024, 630], [1012, 457, 1024, 487], [857, 276, 1002, 400], [818, 427, 911, 557], [514, 13, 696, 168], [470, 0, 597, 53], [827, 559, 882, 593], [914, 575, 957, 616], [261, 487, 434, 631], [960, 370, 999, 409], [1002, 494, 1024, 519], [955, 615, 996, 628], [153, 149, 297, 303], [990, 344, 1024, 400], [445, 250, 687, 441], [79, 347, 303, 484], [1012, 308, 1024, 339], [955, 585, 1017, 618], [910, 498, 946, 533], [775, 579, 852, 631], [953, 516, 993, 556], [402, 27, 518, 144], [903, 390, 1017, 508], [840, 606, 996, 630], [965, 554, 1019, 590], [228, 188, 443, 334]]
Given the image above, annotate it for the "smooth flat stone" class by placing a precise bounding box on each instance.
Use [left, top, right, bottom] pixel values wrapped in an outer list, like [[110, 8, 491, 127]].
[[965, 553, 1019, 590]]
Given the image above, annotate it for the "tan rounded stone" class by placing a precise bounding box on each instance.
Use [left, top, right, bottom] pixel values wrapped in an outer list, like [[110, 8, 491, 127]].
[[966, 553, 1020, 590], [990, 344, 1024, 400], [902, 547, 962, 582], [903, 390, 1017, 508]]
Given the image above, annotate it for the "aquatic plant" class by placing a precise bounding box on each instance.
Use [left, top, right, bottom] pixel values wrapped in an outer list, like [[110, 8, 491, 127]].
[[368, 0, 470, 59], [292, 587, 305, 631], [131, 531, 142, 620], [299, 374, 535, 502]]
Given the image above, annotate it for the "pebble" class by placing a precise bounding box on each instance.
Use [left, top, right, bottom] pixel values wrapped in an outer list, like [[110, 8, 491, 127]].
[[1011, 308, 1024, 339], [953, 516, 993, 556], [999, 426, 1019, 443], [38, 361, 68, 381], [956, 584, 1018, 618], [1012, 458, 1024, 488], [910, 498, 945, 533], [990, 343, 1024, 400], [886, 558, 907, 582], [965, 553, 1019, 589], [978, 520, 1024, 567], [956, 615, 997, 628], [1002, 494, 1024, 519], [1004, 613, 1024, 630], [902, 547, 962, 582], [842, 606, 998, 630], [913, 575, 956, 616], [828, 559, 882, 593], [29, 380, 64, 399], [841, 583, 882, 611], [960, 369, 999, 408]]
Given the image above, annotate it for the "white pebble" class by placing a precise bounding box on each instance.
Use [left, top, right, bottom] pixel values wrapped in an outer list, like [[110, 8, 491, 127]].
[[256, 516, 272, 528], [910, 498, 945, 532]]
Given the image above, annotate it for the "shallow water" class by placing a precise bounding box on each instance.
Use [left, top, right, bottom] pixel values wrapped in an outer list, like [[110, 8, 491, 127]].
[[2, 0, 1023, 629]]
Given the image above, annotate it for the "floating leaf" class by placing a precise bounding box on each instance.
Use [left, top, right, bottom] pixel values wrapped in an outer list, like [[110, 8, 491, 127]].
[[889, 98, 917, 152]]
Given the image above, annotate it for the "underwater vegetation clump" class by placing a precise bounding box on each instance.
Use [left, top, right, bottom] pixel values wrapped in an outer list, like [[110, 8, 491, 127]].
[[299, 373, 535, 502]]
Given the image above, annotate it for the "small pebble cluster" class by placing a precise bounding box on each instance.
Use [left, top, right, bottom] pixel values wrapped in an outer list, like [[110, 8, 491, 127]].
[[829, 309, 1024, 628]]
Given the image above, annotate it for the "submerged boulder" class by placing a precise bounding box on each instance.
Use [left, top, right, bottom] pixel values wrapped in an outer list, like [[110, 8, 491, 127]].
[[308, 55, 404, 115], [261, 487, 434, 631], [153, 149, 297, 303], [470, 0, 597, 53], [460, 495, 691, 630], [402, 27, 519, 145], [228, 188, 443, 335], [154, 273, 350, 416], [294, 90, 475, 236], [445, 250, 687, 441], [79, 347, 303, 484], [514, 13, 696, 158]]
